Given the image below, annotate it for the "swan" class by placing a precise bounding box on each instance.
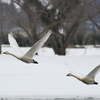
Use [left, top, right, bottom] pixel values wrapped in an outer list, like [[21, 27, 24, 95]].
[[65, 63, 100, 85], [3, 30, 52, 64]]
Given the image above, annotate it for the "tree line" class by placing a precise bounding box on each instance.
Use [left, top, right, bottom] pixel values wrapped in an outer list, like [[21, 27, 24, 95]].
[[0, 0, 100, 55]]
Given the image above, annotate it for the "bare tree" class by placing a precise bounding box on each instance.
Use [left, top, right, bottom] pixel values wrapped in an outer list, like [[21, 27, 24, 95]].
[[10, 0, 51, 46], [9, 0, 99, 55], [40, 0, 95, 55]]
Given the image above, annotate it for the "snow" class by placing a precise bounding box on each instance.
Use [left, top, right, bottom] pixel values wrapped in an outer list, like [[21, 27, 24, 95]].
[[1, 45, 100, 98], [66, 48, 100, 55]]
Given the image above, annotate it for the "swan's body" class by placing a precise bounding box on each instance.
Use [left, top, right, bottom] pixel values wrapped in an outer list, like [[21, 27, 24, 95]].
[[65, 63, 100, 85], [3, 30, 52, 64]]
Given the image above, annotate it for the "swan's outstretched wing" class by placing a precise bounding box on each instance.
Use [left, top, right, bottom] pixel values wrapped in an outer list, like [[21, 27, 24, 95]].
[[24, 30, 52, 58], [65, 63, 85, 78], [86, 65, 100, 79], [8, 34, 25, 56]]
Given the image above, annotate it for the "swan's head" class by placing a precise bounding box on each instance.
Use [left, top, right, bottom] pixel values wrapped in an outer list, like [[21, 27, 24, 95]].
[[66, 73, 73, 76], [3, 51, 10, 54], [33, 60, 38, 64]]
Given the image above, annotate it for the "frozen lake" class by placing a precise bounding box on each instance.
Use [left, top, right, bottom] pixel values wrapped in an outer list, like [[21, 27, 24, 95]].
[[0, 45, 100, 99]]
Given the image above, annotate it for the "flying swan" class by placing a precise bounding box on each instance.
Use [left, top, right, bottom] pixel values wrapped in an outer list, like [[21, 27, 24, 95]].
[[65, 63, 100, 85], [3, 30, 52, 64]]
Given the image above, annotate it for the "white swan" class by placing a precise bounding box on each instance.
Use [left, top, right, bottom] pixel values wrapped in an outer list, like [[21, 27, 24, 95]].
[[3, 30, 52, 64], [65, 63, 100, 85]]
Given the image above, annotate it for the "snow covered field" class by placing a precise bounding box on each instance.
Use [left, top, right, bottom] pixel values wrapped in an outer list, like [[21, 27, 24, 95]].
[[0, 45, 100, 99]]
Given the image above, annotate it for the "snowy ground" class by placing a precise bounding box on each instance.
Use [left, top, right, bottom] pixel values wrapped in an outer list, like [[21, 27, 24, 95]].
[[0, 45, 100, 99]]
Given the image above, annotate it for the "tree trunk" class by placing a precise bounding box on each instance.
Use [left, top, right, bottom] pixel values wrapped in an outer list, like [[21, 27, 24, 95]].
[[65, 21, 80, 48], [0, 38, 1, 54], [51, 36, 66, 55], [0, 45, 1, 54], [51, 21, 79, 55], [58, 47, 66, 55]]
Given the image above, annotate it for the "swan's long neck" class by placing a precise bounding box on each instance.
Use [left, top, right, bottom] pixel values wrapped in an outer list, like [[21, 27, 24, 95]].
[[6, 52, 19, 59], [71, 74, 81, 80]]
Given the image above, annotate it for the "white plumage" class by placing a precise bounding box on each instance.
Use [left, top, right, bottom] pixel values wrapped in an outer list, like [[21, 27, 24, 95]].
[[3, 30, 52, 64], [65, 63, 100, 85]]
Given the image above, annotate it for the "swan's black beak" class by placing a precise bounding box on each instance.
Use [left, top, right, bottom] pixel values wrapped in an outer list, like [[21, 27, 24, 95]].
[[66, 73, 70, 76]]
